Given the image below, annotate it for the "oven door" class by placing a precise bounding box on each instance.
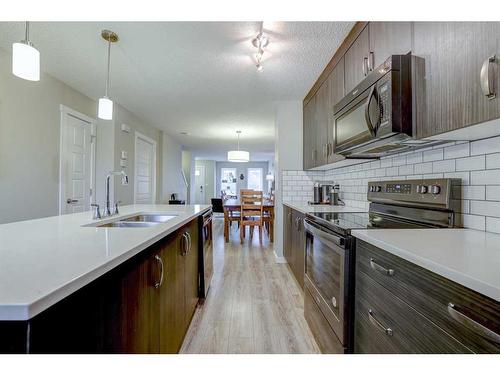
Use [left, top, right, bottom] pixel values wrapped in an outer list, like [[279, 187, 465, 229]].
[[304, 218, 349, 344], [334, 83, 382, 155]]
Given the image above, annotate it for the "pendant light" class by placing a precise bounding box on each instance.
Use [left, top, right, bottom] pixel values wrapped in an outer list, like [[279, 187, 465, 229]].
[[228, 131, 250, 162], [12, 22, 40, 81], [98, 30, 119, 120]]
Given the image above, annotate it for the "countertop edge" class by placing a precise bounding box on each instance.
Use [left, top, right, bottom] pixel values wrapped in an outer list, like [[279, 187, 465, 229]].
[[0, 206, 210, 321], [351, 229, 500, 303], [283, 201, 366, 214]]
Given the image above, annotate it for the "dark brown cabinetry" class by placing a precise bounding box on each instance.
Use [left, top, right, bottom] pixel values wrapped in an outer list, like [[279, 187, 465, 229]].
[[303, 97, 316, 170], [314, 79, 330, 167], [283, 205, 306, 289], [0, 217, 201, 354], [344, 25, 370, 93], [413, 22, 500, 138], [327, 57, 345, 164], [355, 239, 500, 353], [368, 22, 412, 68]]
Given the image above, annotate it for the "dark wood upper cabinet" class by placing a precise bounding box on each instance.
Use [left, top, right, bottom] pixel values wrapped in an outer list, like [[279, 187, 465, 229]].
[[368, 22, 412, 68], [303, 97, 316, 170], [327, 57, 345, 164], [344, 25, 370, 93], [314, 79, 330, 167], [413, 22, 500, 138]]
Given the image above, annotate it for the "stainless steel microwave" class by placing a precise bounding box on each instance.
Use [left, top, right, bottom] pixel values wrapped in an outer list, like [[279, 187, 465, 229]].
[[333, 55, 429, 158]]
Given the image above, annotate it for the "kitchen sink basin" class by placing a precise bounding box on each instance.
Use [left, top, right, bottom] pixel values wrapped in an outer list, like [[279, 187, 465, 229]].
[[122, 214, 177, 223], [97, 221, 161, 228]]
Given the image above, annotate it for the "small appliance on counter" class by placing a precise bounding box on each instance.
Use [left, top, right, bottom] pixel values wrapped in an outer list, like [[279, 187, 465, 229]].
[[309, 182, 342, 205]]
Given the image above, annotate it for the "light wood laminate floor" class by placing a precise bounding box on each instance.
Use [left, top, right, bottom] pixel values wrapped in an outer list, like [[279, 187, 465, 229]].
[[180, 216, 320, 354]]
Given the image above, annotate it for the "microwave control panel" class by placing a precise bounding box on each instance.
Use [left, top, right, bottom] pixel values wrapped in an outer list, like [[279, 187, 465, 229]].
[[378, 81, 391, 128]]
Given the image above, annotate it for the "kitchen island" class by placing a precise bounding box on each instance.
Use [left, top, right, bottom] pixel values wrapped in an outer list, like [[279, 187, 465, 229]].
[[0, 204, 210, 353]]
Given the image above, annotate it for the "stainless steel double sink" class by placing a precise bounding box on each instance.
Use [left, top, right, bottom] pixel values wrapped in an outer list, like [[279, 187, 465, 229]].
[[91, 214, 177, 228]]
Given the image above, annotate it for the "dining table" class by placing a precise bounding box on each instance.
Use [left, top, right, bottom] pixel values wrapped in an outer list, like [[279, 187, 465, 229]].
[[223, 198, 274, 243]]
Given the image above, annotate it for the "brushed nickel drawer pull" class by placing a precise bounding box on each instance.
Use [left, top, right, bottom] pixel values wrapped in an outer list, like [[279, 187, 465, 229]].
[[480, 55, 496, 99], [154, 255, 164, 288], [370, 258, 395, 276], [368, 309, 393, 336], [447, 303, 500, 344]]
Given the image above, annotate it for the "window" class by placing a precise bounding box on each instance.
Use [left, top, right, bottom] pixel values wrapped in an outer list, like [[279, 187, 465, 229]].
[[221, 168, 237, 196], [247, 168, 263, 191]]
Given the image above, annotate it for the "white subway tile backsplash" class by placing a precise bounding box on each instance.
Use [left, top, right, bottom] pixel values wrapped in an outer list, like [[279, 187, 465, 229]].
[[433, 159, 456, 173], [486, 153, 500, 169], [423, 148, 444, 162], [456, 155, 485, 171], [471, 169, 500, 185], [471, 137, 500, 155], [444, 143, 470, 159], [282, 134, 500, 233]]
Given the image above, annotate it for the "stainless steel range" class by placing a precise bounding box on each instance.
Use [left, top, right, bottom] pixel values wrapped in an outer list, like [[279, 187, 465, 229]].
[[303, 178, 460, 353]]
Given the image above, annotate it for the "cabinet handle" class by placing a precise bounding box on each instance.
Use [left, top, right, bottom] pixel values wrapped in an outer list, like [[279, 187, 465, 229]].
[[480, 55, 497, 99], [186, 232, 192, 253], [370, 258, 395, 276], [287, 212, 292, 225], [447, 303, 500, 344], [368, 51, 375, 71], [368, 309, 393, 336], [362, 57, 369, 76], [294, 217, 301, 231], [181, 233, 188, 256], [154, 255, 164, 288]]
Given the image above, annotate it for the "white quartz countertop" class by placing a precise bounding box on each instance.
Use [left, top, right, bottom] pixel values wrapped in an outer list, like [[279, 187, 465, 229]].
[[0, 204, 210, 321], [283, 202, 367, 214], [351, 228, 500, 302]]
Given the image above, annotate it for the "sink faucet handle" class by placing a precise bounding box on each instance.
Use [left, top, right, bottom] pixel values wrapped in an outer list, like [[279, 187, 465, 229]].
[[91, 203, 102, 220], [113, 201, 121, 215]]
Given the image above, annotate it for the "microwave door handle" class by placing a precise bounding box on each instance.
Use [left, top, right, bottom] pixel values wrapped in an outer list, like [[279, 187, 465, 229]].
[[364, 85, 380, 137]]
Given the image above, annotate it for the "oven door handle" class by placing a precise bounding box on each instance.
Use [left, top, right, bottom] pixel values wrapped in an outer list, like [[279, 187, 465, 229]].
[[364, 85, 380, 137], [304, 219, 344, 247]]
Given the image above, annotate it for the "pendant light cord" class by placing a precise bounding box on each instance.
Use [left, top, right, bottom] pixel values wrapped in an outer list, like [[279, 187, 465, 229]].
[[105, 38, 111, 97], [25, 21, 30, 41]]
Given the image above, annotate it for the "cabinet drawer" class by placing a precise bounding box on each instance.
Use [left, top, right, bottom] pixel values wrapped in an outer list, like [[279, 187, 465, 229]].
[[356, 239, 500, 353], [355, 270, 472, 353], [304, 287, 345, 354]]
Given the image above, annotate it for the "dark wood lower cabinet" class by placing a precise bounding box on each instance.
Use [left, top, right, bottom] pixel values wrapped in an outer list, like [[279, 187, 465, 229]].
[[0, 217, 201, 354], [283, 205, 306, 289]]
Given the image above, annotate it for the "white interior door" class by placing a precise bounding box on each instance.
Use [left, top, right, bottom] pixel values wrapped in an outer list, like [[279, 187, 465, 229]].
[[135, 133, 157, 204], [59, 106, 95, 214], [194, 165, 206, 204]]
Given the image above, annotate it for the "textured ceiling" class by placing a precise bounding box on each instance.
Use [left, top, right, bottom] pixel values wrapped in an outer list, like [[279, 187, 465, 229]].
[[0, 21, 354, 161]]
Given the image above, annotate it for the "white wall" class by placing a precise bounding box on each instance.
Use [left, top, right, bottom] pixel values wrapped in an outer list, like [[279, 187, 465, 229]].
[[0, 48, 96, 224], [162, 132, 185, 202], [215, 161, 271, 196], [273, 101, 303, 261]]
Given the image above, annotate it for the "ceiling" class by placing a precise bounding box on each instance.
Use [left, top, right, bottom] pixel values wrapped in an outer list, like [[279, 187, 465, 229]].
[[0, 21, 354, 161]]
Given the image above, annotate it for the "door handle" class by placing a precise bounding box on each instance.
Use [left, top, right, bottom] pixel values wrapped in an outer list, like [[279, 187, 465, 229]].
[[447, 303, 500, 344], [368, 309, 393, 336], [480, 55, 497, 99], [364, 85, 380, 137], [66, 198, 79, 204], [154, 255, 164, 288]]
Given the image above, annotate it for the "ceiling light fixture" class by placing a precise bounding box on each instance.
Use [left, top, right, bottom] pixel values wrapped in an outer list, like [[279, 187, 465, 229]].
[[98, 30, 119, 120], [252, 22, 269, 72], [227, 131, 250, 163], [12, 22, 40, 81]]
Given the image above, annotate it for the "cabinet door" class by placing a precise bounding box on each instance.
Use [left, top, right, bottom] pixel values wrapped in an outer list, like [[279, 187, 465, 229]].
[[283, 205, 293, 264], [327, 57, 345, 164], [158, 231, 186, 353], [369, 22, 412, 68], [303, 97, 317, 170], [183, 219, 200, 325], [292, 211, 306, 289], [413, 22, 500, 138], [314, 79, 330, 167], [344, 26, 370, 93]]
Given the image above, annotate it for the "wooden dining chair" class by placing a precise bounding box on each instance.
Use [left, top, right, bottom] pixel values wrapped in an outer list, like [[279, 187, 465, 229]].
[[240, 189, 264, 244]]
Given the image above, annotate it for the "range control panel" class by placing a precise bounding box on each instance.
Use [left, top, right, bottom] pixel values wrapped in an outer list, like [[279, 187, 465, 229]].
[[367, 178, 456, 209]]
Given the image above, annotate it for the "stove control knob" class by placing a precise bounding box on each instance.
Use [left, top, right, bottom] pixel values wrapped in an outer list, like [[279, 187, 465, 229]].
[[431, 185, 441, 195], [376, 186, 382, 192], [369, 186, 374, 192], [417, 185, 428, 194]]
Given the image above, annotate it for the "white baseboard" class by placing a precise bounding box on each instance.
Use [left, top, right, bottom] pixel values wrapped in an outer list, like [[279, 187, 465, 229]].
[[274, 251, 287, 263]]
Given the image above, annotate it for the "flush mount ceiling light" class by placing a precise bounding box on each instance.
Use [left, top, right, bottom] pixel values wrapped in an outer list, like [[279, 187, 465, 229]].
[[12, 22, 40, 81], [227, 131, 250, 162], [98, 30, 119, 120], [252, 22, 269, 72]]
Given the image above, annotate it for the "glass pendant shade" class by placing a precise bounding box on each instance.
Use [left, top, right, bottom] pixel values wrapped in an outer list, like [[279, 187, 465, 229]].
[[12, 41, 40, 81], [98, 96, 113, 120], [227, 150, 250, 163]]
